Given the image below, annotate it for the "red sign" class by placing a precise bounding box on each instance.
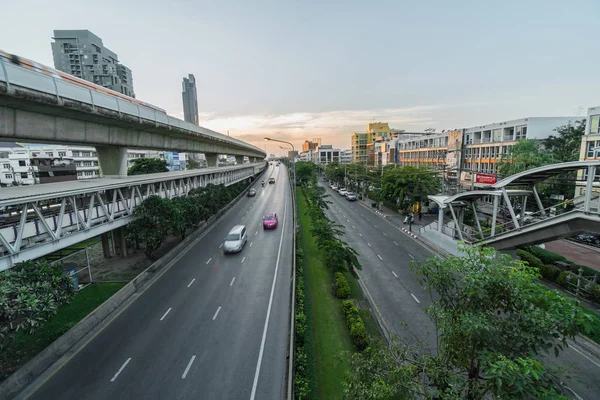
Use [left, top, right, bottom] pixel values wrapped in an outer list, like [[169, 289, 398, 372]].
[[475, 173, 497, 184]]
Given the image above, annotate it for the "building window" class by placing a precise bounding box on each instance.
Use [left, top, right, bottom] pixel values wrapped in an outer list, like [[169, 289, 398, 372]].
[[2, 164, 9, 169], [5, 174, 12, 179], [586, 141, 600, 158], [18, 160, 26, 167], [591, 115, 600, 135], [20, 172, 28, 179], [58, 151, 66, 157], [46, 152, 54, 157], [72, 151, 80, 157], [81, 152, 91, 157], [515, 126, 527, 140]]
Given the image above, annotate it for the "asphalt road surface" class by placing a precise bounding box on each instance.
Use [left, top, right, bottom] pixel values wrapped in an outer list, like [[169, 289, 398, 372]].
[[322, 181, 600, 400], [22, 163, 293, 400]]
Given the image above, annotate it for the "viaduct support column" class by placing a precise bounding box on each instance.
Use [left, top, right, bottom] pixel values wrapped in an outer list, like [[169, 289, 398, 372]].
[[97, 146, 128, 178], [235, 155, 244, 165], [112, 226, 128, 257], [101, 232, 114, 258], [205, 153, 218, 168]]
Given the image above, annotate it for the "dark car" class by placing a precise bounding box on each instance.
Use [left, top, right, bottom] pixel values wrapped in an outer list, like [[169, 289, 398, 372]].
[[269, 178, 275, 184], [346, 192, 357, 201], [576, 232, 600, 245], [247, 188, 257, 197]]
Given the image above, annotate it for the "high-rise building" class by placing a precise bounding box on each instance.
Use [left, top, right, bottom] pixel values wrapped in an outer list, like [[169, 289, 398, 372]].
[[182, 74, 199, 125], [302, 140, 319, 152], [51, 30, 135, 97]]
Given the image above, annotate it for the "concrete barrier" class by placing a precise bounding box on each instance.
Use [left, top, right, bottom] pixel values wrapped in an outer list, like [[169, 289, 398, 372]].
[[0, 176, 263, 399]]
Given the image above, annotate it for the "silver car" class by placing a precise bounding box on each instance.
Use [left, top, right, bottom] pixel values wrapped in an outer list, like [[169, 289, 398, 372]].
[[223, 225, 248, 253]]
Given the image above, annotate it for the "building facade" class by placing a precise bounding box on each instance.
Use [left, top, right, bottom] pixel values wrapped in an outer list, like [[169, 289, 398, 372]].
[[340, 149, 352, 164], [182, 74, 199, 125], [302, 140, 319, 152], [576, 106, 600, 197], [315, 145, 340, 165], [51, 30, 135, 97]]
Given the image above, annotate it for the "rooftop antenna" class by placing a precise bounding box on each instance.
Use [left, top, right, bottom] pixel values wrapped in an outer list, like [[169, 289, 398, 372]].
[[576, 106, 584, 116]]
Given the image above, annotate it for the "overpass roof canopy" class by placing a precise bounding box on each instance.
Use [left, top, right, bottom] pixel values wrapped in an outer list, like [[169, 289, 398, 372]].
[[493, 161, 600, 189], [428, 189, 532, 208]]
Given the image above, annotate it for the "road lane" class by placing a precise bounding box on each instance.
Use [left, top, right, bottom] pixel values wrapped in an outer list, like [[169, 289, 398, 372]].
[[324, 183, 600, 398], [24, 164, 293, 400]]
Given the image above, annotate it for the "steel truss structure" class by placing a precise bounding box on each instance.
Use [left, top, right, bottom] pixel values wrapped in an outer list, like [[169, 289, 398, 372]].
[[0, 163, 264, 271]]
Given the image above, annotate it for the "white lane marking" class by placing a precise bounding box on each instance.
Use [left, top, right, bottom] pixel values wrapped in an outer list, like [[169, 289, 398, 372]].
[[212, 306, 222, 320], [374, 225, 378, 228], [570, 343, 600, 369], [383, 232, 387, 236], [242, 256, 246, 263], [242, 216, 245, 220], [360, 213, 364, 216], [409, 254, 415, 259], [181, 355, 197, 379], [392, 271, 398, 278], [347, 219, 350, 222], [230, 277, 236, 286], [206, 258, 212, 265], [411, 294, 420, 304], [160, 308, 172, 321], [377, 254, 383, 261], [110, 358, 131, 382], [255, 231, 258, 236], [250, 241, 254, 247], [352, 225, 355, 229], [367, 242, 371, 247], [359, 233, 363, 237], [393, 241, 398, 246], [250, 198, 288, 400], [219, 243, 223, 248], [187, 278, 195, 288]]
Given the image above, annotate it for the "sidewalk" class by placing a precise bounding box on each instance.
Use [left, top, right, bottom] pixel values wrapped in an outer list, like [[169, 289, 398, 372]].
[[357, 195, 437, 230], [544, 240, 600, 271]]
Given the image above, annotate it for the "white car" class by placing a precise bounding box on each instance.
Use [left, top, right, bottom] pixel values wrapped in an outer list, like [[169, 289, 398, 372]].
[[339, 189, 348, 196], [223, 225, 248, 253]]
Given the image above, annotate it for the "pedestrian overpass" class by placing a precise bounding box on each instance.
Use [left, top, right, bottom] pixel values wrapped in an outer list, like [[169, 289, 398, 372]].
[[0, 162, 265, 271], [423, 161, 600, 252]]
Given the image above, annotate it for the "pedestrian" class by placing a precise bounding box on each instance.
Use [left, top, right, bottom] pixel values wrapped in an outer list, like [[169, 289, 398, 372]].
[[418, 211, 422, 221]]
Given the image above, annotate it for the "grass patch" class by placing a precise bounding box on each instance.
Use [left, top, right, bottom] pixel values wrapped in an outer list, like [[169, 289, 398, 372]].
[[0, 282, 125, 381], [298, 188, 354, 400], [360, 308, 383, 341]]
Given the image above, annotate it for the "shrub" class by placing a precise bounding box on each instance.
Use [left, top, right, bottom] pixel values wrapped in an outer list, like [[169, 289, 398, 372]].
[[568, 264, 599, 279], [0, 261, 74, 346], [516, 249, 544, 271], [526, 246, 567, 265], [341, 300, 369, 350], [335, 272, 351, 299], [591, 285, 600, 304], [540, 264, 561, 281], [557, 271, 578, 289]]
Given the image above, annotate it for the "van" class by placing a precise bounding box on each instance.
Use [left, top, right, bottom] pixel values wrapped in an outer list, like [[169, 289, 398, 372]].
[[223, 225, 248, 253]]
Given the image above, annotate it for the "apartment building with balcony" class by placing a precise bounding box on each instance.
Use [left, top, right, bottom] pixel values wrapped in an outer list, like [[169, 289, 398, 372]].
[[340, 149, 352, 164], [315, 145, 340, 165], [576, 106, 600, 197], [396, 132, 448, 169], [461, 116, 578, 187]]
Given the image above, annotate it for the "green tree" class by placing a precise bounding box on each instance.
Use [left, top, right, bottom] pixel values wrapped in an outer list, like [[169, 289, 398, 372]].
[[127, 158, 169, 176], [496, 140, 554, 178], [295, 162, 317, 185], [381, 166, 440, 211], [344, 245, 589, 399], [125, 195, 173, 259], [544, 119, 586, 163], [186, 158, 199, 170], [171, 196, 201, 240]]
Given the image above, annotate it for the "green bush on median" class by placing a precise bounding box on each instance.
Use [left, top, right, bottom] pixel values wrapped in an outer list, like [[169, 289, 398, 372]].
[[342, 300, 369, 351], [540, 264, 561, 281], [516, 249, 544, 272], [335, 272, 351, 299]]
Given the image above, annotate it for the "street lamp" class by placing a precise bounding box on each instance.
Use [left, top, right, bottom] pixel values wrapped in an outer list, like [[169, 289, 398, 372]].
[[265, 137, 295, 186]]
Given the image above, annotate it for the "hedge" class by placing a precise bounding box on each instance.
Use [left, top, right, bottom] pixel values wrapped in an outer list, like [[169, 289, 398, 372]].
[[341, 300, 369, 350], [525, 246, 567, 265], [334, 272, 351, 299], [516, 249, 544, 271], [540, 264, 561, 281], [294, 244, 310, 399]]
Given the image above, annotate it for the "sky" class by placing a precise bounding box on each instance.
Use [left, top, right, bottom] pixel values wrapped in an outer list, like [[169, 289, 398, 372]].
[[2, 0, 599, 156]]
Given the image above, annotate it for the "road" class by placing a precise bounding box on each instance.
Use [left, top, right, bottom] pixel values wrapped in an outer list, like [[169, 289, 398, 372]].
[[321, 181, 600, 399], [22, 163, 293, 400]]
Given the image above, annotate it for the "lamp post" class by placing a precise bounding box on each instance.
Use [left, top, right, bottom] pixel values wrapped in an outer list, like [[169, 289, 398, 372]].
[[265, 137, 295, 186]]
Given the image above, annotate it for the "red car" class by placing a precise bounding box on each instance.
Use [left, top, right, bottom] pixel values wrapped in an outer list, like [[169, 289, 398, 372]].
[[263, 213, 278, 229]]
